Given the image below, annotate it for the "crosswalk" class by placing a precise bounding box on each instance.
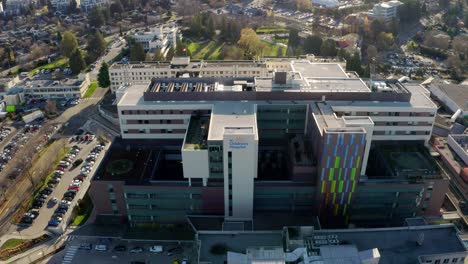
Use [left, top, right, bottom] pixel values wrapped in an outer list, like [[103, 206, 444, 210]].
[[62, 245, 78, 264]]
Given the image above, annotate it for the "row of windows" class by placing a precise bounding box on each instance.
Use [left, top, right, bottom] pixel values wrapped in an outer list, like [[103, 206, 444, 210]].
[[125, 193, 201, 199], [121, 110, 210, 115]]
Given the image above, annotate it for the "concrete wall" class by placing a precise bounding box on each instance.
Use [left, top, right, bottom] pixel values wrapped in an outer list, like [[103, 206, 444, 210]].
[[182, 149, 210, 181]]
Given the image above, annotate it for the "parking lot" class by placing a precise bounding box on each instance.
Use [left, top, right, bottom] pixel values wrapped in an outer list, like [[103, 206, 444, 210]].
[[17, 137, 108, 235], [52, 238, 196, 264]]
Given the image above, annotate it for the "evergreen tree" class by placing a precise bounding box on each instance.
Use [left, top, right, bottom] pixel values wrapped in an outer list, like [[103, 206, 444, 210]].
[[288, 28, 300, 48], [69, 49, 86, 74], [88, 6, 105, 28], [320, 39, 337, 57], [303, 35, 323, 55], [98, 62, 110, 87]]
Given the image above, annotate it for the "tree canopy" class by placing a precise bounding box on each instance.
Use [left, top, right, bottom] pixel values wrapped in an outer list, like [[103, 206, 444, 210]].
[[86, 31, 107, 62], [69, 49, 86, 74], [60, 31, 78, 58], [98, 62, 110, 87], [237, 28, 265, 59], [129, 42, 146, 61]]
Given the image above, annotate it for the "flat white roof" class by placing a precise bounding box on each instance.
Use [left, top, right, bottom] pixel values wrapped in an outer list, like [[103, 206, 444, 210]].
[[208, 103, 258, 141], [291, 61, 348, 79]]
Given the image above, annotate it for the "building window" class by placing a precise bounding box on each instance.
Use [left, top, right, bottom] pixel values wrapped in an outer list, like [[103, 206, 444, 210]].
[[435, 260, 440, 264], [110, 199, 116, 203], [452, 259, 458, 263], [443, 259, 449, 264]]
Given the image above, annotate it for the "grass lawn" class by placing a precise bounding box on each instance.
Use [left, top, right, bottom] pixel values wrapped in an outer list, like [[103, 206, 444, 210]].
[[261, 41, 286, 57], [256, 26, 288, 34], [272, 37, 288, 45], [29, 57, 69, 76], [0, 239, 23, 250], [71, 194, 94, 226], [83, 82, 98, 98], [189, 41, 224, 60], [187, 41, 204, 54]]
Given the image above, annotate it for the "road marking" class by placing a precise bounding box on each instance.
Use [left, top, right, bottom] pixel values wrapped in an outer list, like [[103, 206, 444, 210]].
[[62, 245, 78, 264]]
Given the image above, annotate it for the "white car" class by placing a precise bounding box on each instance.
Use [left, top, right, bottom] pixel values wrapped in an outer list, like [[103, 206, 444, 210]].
[[72, 179, 82, 184], [54, 170, 64, 175], [70, 182, 80, 187], [60, 200, 71, 206], [149, 245, 163, 253], [95, 245, 107, 251]]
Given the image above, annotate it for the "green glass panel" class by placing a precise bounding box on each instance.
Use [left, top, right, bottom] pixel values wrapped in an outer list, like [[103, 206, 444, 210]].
[[329, 168, 334, 181], [330, 181, 336, 193], [338, 181, 344, 192], [351, 168, 356, 181], [334, 156, 340, 168]]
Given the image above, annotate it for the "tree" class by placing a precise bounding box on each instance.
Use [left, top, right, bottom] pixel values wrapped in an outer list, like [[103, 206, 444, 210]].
[[376, 32, 394, 50], [303, 35, 323, 55], [86, 31, 106, 62], [346, 52, 363, 75], [67, 0, 78, 14], [288, 28, 300, 48], [366, 45, 378, 60], [237, 28, 265, 59], [320, 39, 337, 56], [69, 49, 86, 74], [60, 31, 78, 58], [129, 42, 146, 61], [45, 100, 57, 114], [98, 62, 110, 87], [88, 6, 105, 28], [110, 0, 124, 14]]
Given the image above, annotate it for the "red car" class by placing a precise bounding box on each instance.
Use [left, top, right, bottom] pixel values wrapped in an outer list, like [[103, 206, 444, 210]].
[[74, 175, 84, 181], [68, 186, 80, 191], [56, 167, 65, 171]]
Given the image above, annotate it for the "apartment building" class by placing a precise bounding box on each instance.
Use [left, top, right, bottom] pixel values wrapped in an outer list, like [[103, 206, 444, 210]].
[[90, 57, 446, 227], [133, 25, 178, 53], [50, 0, 80, 11], [3, 0, 34, 15], [370, 0, 403, 23], [80, 0, 108, 11]]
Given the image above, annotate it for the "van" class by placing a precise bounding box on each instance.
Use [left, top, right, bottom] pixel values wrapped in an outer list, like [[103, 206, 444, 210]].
[[20, 72, 29, 77]]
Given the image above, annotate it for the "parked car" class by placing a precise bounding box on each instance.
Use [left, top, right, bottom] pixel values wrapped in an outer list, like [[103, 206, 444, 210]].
[[95, 245, 108, 251], [149, 245, 163, 253], [50, 197, 58, 204], [68, 186, 80, 191], [48, 219, 60, 227], [113, 245, 127, 252], [73, 159, 83, 167], [182, 258, 188, 264], [79, 243, 92, 250], [130, 247, 144, 253]]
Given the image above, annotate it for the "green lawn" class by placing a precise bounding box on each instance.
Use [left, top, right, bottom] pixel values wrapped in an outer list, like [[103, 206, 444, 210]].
[[71, 194, 94, 226], [272, 37, 288, 45], [256, 26, 288, 34], [187, 42, 203, 54], [83, 82, 98, 98], [29, 57, 69, 76], [261, 41, 286, 57], [189, 41, 224, 60], [0, 239, 23, 250]]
